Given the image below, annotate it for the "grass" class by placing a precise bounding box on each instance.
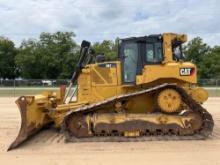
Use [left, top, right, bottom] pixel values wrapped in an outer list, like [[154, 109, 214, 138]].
[[0, 87, 220, 97], [205, 88, 220, 97], [0, 87, 59, 97]]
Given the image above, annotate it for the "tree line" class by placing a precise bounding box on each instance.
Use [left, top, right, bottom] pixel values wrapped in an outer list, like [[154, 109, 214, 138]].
[[0, 31, 219, 79]]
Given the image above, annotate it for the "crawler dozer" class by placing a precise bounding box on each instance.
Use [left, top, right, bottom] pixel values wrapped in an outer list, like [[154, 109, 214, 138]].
[[8, 33, 214, 150]]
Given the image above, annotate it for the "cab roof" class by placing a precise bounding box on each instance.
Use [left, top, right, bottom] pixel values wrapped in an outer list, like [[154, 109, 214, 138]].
[[120, 34, 162, 43]]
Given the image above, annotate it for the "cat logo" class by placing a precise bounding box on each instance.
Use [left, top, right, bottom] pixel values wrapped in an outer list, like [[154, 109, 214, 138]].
[[179, 68, 195, 76]]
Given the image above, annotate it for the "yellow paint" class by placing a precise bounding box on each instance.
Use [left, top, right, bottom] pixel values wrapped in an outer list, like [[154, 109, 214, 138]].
[[90, 113, 194, 130], [18, 33, 208, 130], [157, 88, 181, 113], [124, 131, 140, 137], [162, 33, 187, 63]]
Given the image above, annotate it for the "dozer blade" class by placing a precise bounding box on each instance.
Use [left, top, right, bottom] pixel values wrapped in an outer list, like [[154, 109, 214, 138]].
[[8, 96, 52, 151]]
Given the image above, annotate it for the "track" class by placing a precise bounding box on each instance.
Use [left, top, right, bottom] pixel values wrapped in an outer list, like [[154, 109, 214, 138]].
[[5, 114, 219, 146], [62, 84, 214, 142], [5, 114, 218, 146]]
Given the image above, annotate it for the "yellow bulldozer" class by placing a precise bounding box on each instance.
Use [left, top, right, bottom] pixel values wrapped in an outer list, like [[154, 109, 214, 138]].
[[8, 33, 214, 150]]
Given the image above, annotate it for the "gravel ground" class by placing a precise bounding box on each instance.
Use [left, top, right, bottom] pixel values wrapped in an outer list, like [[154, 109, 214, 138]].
[[0, 97, 220, 165]]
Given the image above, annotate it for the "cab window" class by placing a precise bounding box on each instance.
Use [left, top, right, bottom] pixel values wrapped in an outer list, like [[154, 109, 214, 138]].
[[146, 44, 154, 62], [146, 42, 163, 63], [123, 43, 138, 83]]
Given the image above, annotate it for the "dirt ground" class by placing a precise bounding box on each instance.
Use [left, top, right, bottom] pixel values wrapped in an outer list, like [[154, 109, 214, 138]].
[[0, 97, 220, 165]]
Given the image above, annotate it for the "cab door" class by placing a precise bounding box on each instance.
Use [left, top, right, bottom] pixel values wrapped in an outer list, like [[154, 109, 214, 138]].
[[120, 42, 139, 84]]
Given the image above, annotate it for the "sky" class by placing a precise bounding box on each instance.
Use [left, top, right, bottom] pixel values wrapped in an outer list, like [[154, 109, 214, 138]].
[[0, 0, 220, 46]]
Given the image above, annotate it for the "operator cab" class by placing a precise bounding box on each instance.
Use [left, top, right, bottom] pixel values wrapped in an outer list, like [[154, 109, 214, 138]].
[[119, 34, 185, 84], [119, 35, 163, 84]]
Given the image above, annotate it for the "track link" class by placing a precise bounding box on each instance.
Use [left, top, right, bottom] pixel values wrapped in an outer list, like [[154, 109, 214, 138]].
[[62, 83, 214, 142]]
